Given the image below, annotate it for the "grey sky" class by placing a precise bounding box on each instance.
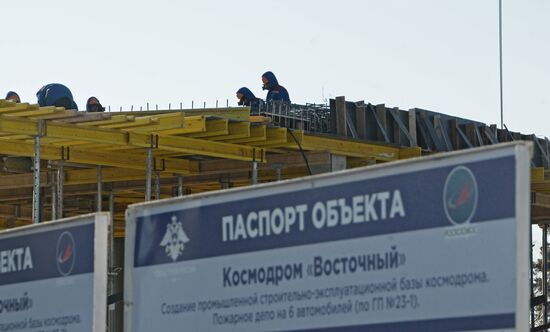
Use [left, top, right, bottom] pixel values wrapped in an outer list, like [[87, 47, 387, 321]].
[[1, 0, 548, 135]]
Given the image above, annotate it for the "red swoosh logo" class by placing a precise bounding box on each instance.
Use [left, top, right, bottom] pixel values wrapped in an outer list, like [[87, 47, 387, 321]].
[[58, 242, 72, 264], [447, 183, 470, 209]]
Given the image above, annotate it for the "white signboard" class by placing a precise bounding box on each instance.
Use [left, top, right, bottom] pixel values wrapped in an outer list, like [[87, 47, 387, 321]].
[[0, 213, 109, 332], [125, 143, 530, 331]]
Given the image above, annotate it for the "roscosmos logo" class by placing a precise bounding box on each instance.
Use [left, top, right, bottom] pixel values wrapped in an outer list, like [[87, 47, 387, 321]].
[[443, 166, 478, 226], [56, 231, 76, 276]]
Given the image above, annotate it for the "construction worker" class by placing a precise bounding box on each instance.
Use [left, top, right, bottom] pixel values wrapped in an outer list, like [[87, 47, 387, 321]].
[[36, 83, 78, 110], [86, 96, 105, 112], [261, 71, 290, 104], [237, 87, 260, 106], [5, 91, 20, 103]]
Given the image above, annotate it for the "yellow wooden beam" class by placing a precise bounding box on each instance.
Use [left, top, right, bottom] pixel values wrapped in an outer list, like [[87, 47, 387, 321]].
[[129, 132, 265, 161], [399, 147, 422, 159], [0, 140, 197, 174], [0, 103, 40, 114], [532, 181, 550, 194], [152, 116, 206, 135], [13, 108, 61, 117], [254, 127, 289, 147], [0, 116, 38, 134], [286, 131, 401, 161], [77, 115, 129, 127], [208, 122, 250, 141], [187, 118, 229, 138], [228, 125, 267, 143], [532, 167, 545, 182], [48, 122, 129, 144], [29, 110, 80, 120]]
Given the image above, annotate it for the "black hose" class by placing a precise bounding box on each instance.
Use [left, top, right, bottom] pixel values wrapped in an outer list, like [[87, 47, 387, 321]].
[[287, 128, 313, 176]]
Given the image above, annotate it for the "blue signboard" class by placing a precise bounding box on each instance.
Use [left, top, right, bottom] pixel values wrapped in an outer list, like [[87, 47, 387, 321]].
[[0, 213, 109, 332], [124, 143, 530, 331]]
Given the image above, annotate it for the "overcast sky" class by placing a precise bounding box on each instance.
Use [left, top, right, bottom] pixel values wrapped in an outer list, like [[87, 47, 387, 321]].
[[1, 0, 548, 136]]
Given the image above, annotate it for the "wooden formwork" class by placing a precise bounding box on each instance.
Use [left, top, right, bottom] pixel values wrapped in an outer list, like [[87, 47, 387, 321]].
[[0, 99, 421, 235]]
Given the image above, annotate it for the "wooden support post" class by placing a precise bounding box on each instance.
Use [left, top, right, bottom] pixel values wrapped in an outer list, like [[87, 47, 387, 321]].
[[356, 103, 367, 139], [335, 96, 347, 136], [251, 162, 258, 185], [408, 109, 417, 147], [449, 119, 459, 150], [375, 104, 388, 142], [490, 125, 499, 143], [465, 123, 477, 146], [331, 154, 347, 172], [177, 175, 184, 197], [434, 115, 453, 151], [392, 107, 401, 144]]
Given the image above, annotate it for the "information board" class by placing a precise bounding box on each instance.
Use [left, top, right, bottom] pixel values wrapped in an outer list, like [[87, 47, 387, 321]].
[[0, 213, 109, 332], [124, 143, 530, 331]]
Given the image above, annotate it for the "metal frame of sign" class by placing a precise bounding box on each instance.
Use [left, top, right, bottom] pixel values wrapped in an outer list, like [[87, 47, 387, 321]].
[[124, 142, 530, 332], [0, 212, 109, 332]]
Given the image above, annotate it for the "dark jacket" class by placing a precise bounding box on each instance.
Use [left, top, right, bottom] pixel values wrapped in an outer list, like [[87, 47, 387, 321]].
[[237, 87, 262, 112], [5, 91, 20, 103], [36, 83, 78, 110], [262, 71, 290, 103], [86, 96, 105, 112], [236, 87, 258, 105]]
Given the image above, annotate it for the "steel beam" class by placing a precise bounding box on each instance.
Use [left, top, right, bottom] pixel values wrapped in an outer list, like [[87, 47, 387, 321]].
[[32, 120, 44, 223]]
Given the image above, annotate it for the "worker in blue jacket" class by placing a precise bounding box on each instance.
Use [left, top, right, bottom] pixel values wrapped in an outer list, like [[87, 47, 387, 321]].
[[5, 91, 20, 103], [86, 96, 105, 112], [36, 83, 78, 110], [261, 71, 290, 104], [236, 87, 258, 106], [236, 87, 262, 112]]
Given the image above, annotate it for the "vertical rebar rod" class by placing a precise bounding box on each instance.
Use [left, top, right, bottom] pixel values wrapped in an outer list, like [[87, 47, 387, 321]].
[[32, 121, 43, 223], [155, 171, 161, 200], [97, 165, 102, 212], [57, 160, 64, 219], [177, 175, 184, 197], [145, 148, 152, 201]]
